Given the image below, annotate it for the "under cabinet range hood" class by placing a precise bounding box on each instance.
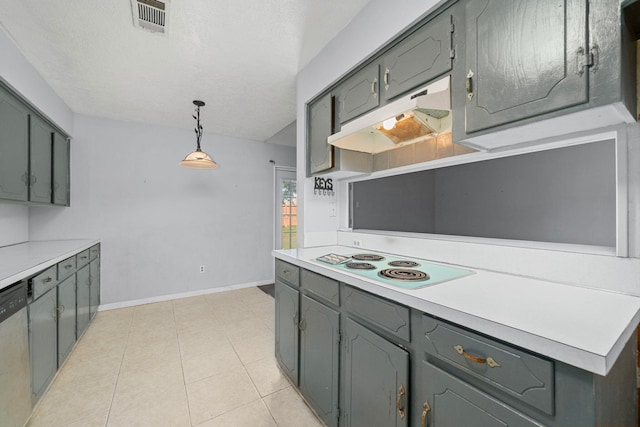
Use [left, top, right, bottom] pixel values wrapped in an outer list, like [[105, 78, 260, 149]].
[[329, 76, 451, 154]]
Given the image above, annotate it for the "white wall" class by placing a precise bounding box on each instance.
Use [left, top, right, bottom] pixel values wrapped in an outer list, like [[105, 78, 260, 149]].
[[296, 0, 445, 247], [29, 115, 296, 305], [0, 25, 75, 247]]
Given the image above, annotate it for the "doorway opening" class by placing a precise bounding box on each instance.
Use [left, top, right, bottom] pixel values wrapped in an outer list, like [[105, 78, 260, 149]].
[[275, 167, 297, 250]]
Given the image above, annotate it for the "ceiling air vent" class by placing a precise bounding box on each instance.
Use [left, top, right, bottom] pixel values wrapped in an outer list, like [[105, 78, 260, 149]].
[[131, 0, 170, 34]]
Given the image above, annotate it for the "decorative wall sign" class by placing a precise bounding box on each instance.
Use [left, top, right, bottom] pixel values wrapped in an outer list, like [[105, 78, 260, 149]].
[[314, 177, 335, 196]]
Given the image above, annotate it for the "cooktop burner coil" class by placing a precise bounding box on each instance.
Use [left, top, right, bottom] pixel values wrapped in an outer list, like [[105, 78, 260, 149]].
[[345, 262, 377, 270], [388, 260, 421, 268], [378, 268, 429, 281], [351, 254, 385, 262]]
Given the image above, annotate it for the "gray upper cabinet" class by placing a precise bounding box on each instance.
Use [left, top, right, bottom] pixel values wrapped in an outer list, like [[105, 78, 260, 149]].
[[0, 83, 70, 206], [52, 132, 69, 206], [382, 9, 454, 101], [464, 0, 588, 133], [0, 86, 29, 202], [299, 294, 340, 427], [29, 115, 53, 204], [337, 62, 380, 124], [343, 318, 409, 427], [308, 93, 334, 175], [275, 280, 300, 385]]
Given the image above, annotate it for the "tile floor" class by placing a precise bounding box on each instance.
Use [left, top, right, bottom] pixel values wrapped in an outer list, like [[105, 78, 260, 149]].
[[27, 286, 325, 427]]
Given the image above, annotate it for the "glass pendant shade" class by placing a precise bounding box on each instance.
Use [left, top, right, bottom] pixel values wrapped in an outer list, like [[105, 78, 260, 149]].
[[179, 148, 218, 169], [180, 100, 218, 169]]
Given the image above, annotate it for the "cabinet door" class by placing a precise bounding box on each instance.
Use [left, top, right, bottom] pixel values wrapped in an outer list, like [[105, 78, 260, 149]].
[[0, 86, 29, 202], [343, 318, 409, 427], [29, 288, 57, 404], [382, 10, 453, 101], [338, 62, 380, 124], [29, 115, 53, 203], [275, 280, 299, 385], [57, 275, 76, 366], [76, 265, 91, 337], [89, 258, 100, 319], [308, 93, 334, 175], [422, 362, 543, 427], [52, 132, 69, 206], [299, 295, 340, 427], [464, 0, 588, 133]]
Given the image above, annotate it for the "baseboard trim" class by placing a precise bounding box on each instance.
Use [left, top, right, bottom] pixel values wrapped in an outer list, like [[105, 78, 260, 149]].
[[97, 279, 274, 311]]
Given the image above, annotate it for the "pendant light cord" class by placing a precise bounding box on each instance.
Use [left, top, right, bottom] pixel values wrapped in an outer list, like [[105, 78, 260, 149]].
[[194, 104, 203, 151]]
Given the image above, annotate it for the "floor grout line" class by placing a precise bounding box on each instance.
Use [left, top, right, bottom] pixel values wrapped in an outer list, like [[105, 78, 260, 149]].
[[103, 308, 134, 427]]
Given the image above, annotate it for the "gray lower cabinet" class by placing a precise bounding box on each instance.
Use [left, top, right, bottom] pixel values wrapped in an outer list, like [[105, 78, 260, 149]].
[[382, 8, 454, 101], [343, 317, 409, 427], [275, 280, 299, 385], [89, 256, 100, 319], [308, 93, 334, 175], [57, 275, 76, 366], [28, 287, 57, 404], [0, 85, 29, 202], [76, 264, 91, 337], [422, 362, 542, 427], [299, 294, 340, 427], [274, 262, 638, 426], [52, 132, 69, 206], [463, 0, 588, 133]]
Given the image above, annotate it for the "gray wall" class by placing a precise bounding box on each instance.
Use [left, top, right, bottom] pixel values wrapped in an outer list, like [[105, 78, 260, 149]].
[[28, 114, 296, 305], [352, 140, 616, 247]]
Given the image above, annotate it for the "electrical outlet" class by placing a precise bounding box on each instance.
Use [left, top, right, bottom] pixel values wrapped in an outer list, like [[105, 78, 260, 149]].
[[199, 265, 205, 273], [329, 203, 337, 217], [353, 239, 362, 247]]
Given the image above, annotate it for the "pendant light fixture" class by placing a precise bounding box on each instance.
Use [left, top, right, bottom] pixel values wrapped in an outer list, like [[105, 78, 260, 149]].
[[179, 100, 218, 169]]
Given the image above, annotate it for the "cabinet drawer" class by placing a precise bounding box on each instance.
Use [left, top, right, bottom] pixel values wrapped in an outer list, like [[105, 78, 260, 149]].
[[76, 249, 90, 267], [31, 266, 57, 300], [422, 316, 554, 415], [301, 269, 339, 306], [343, 285, 410, 342], [57, 256, 76, 280], [422, 362, 544, 427], [275, 260, 300, 287], [89, 244, 100, 260]]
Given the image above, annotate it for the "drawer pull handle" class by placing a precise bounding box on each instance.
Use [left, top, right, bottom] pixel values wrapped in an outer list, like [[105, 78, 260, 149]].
[[421, 400, 431, 427], [384, 68, 390, 91], [466, 69, 474, 101], [43, 277, 52, 283], [298, 316, 306, 332], [453, 344, 501, 368], [81, 256, 88, 259], [283, 269, 291, 275], [396, 384, 406, 419], [65, 265, 72, 269], [371, 77, 378, 98]]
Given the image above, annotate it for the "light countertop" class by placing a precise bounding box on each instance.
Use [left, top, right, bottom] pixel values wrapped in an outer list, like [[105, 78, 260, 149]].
[[273, 245, 640, 376], [0, 239, 100, 291]]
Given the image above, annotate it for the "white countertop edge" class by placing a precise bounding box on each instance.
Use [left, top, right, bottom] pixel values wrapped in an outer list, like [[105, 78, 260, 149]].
[[272, 248, 635, 376], [0, 239, 100, 290]]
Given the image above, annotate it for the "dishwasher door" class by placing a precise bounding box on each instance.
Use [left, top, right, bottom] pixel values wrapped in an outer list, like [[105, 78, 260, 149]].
[[0, 282, 32, 427]]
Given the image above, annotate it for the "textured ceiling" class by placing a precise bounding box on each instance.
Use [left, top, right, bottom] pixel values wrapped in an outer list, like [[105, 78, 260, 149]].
[[0, 0, 371, 143]]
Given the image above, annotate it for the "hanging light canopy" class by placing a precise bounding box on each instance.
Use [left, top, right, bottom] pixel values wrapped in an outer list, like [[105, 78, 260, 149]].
[[179, 100, 218, 169]]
